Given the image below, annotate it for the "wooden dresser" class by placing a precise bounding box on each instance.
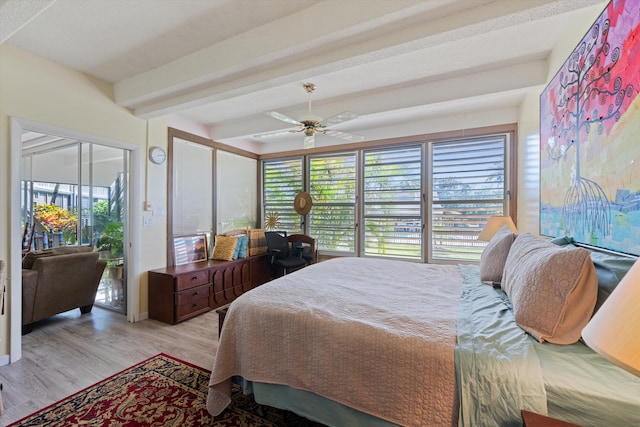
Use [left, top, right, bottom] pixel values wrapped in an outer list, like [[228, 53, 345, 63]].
[[148, 254, 270, 324]]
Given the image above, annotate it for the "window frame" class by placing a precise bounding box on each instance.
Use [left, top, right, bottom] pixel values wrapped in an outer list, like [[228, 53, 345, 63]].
[[259, 127, 516, 263], [360, 144, 424, 261], [262, 156, 305, 234], [307, 151, 358, 255], [426, 134, 513, 263]]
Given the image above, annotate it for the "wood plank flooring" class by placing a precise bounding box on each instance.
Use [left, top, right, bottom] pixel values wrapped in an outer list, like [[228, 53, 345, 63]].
[[0, 307, 219, 426]]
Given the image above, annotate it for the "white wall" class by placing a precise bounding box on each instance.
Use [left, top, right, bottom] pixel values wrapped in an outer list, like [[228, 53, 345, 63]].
[[0, 44, 167, 359]]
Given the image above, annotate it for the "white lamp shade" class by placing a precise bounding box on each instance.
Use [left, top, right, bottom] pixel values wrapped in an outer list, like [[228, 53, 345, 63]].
[[478, 216, 517, 241], [582, 258, 640, 377]]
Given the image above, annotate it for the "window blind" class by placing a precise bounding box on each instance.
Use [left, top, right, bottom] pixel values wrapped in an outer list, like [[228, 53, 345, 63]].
[[363, 146, 422, 259], [309, 153, 357, 253], [430, 136, 508, 262], [262, 158, 303, 233]]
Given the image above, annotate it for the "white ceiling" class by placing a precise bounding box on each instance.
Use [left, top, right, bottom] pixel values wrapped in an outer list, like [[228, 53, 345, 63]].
[[1, 0, 606, 153]]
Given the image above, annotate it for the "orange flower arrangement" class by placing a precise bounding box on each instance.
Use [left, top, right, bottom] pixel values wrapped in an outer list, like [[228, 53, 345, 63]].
[[34, 204, 77, 233]]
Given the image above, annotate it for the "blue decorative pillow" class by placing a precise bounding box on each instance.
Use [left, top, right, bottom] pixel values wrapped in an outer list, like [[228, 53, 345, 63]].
[[232, 236, 242, 260], [237, 234, 249, 259]]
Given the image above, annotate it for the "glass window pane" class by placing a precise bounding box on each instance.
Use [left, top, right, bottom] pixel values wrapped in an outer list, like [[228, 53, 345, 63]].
[[363, 146, 422, 260], [430, 135, 508, 262], [217, 150, 257, 231], [173, 138, 213, 236], [309, 153, 357, 253], [263, 158, 303, 234]]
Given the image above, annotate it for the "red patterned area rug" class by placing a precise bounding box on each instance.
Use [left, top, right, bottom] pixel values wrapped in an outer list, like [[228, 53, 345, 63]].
[[10, 353, 318, 426]]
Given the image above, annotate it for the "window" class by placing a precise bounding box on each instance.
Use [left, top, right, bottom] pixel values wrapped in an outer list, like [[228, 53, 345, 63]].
[[309, 153, 357, 253], [169, 129, 259, 266], [173, 138, 213, 236], [260, 131, 513, 263], [217, 150, 257, 232], [430, 135, 509, 262], [263, 158, 303, 233], [363, 146, 422, 259]]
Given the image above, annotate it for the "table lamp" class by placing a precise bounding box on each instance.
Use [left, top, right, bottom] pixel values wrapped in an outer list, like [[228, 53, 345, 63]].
[[477, 215, 517, 241], [582, 258, 640, 376]]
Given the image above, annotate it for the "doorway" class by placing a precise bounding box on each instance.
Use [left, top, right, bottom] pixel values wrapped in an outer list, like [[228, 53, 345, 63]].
[[21, 132, 130, 313]]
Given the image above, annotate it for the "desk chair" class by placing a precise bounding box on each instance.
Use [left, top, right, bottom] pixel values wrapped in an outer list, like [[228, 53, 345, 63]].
[[265, 231, 307, 277], [287, 234, 317, 265]]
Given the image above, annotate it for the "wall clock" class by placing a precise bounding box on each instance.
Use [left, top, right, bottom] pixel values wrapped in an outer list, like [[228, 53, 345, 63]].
[[148, 146, 166, 165]]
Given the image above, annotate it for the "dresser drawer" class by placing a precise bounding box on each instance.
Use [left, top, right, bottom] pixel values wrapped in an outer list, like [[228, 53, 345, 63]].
[[176, 284, 212, 306], [175, 269, 210, 291], [176, 295, 211, 321]]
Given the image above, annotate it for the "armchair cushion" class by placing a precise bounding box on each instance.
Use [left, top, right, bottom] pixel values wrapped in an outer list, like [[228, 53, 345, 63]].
[[22, 245, 93, 269]]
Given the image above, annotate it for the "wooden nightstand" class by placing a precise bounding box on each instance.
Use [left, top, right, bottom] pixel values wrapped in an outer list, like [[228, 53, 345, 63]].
[[521, 410, 582, 427]]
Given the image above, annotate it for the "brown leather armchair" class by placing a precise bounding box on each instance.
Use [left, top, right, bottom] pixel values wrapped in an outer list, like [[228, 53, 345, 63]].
[[22, 246, 107, 334]]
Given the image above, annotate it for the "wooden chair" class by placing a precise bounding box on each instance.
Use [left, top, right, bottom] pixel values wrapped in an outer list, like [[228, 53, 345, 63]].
[[288, 234, 317, 265]]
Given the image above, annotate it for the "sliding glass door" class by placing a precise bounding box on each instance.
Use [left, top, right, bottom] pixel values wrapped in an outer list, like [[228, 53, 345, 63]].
[[21, 134, 130, 313]]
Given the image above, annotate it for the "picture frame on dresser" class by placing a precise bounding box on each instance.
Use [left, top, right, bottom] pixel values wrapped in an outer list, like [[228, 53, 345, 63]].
[[173, 234, 208, 266]]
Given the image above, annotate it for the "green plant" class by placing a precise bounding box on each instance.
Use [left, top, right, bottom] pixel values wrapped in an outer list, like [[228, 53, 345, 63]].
[[96, 221, 124, 258]]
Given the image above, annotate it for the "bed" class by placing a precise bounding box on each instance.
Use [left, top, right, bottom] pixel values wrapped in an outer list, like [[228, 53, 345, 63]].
[[206, 233, 640, 427]]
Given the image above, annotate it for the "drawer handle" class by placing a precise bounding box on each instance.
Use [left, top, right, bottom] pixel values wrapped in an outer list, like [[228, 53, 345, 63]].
[[191, 276, 199, 280], [192, 303, 198, 307], [192, 291, 200, 296]]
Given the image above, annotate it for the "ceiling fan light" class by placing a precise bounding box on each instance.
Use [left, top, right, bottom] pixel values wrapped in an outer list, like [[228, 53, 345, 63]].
[[298, 114, 323, 123]]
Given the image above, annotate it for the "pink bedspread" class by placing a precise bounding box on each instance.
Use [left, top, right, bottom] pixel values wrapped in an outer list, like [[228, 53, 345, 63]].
[[207, 257, 461, 426]]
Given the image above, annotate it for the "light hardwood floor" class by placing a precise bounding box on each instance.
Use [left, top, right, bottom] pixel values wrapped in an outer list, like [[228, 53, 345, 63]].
[[0, 307, 220, 426]]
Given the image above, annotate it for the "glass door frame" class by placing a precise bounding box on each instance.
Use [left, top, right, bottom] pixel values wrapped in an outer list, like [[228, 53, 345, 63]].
[[9, 117, 142, 363]]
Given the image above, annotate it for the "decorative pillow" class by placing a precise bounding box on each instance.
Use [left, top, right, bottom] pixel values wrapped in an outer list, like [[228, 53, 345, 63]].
[[501, 233, 597, 344], [247, 229, 267, 256], [549, 237, 635, 314], [231, 234, 249, 260], [211, 235, 238, 261], [236, 234, 249, 259], [479, 225, 517, 284]]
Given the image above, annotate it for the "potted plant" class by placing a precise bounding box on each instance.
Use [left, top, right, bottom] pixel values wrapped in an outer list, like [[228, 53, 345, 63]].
[[96, 221, 124, 260], [96, 220, 125, 305]]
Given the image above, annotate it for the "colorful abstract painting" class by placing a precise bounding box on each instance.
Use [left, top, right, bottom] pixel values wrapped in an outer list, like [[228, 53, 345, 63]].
[[540, 0, 640, 255]]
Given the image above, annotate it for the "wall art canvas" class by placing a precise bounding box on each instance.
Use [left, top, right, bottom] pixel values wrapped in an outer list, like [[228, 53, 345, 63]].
[[540, 0, 640, 255]]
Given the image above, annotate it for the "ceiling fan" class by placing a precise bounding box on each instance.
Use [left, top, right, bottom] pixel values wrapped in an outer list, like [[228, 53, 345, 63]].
[[254, 82, 364, 149]]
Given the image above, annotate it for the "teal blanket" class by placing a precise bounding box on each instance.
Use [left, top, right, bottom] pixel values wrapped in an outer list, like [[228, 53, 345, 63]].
[[455, 264, 547, 427]]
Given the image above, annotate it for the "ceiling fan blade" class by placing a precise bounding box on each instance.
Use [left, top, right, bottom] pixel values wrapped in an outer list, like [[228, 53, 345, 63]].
[[324, 130, 364, 142], [322, 111, 358, 126], [266, 111, 301, 126], [253, 128, 297, 138], [303, 134, 315, 149]]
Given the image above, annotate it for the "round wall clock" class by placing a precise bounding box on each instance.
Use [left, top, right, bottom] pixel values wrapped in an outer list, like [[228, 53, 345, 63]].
[[148, 146, 166, 165]]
